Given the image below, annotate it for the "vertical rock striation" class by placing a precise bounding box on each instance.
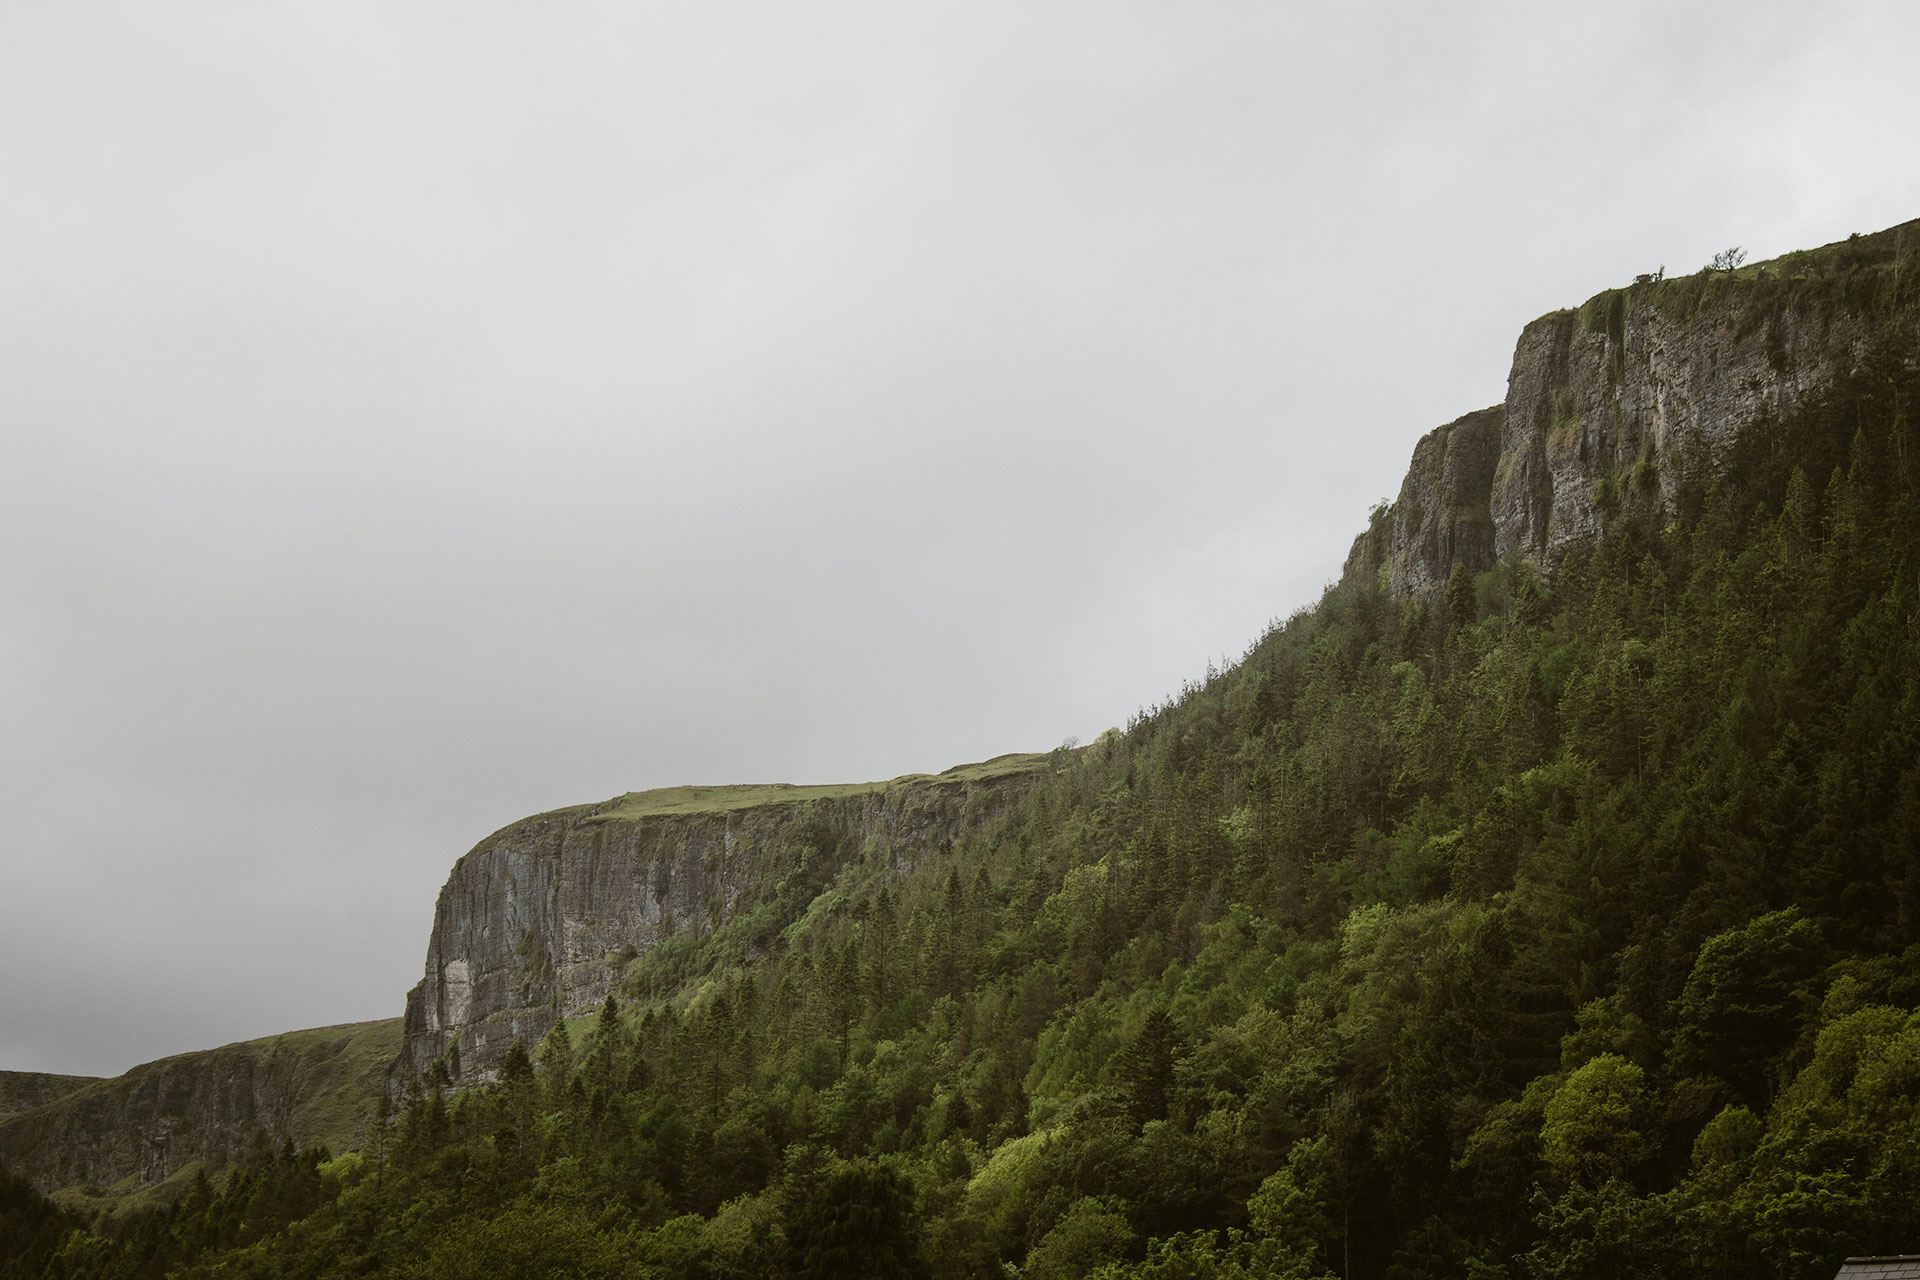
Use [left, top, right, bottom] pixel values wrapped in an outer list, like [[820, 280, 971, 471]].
[[0, 1020, 401, 1196], [1367, 405, 1505, 600], [398, 761, 1048, 1084], [1349, 220, 1920, 598]]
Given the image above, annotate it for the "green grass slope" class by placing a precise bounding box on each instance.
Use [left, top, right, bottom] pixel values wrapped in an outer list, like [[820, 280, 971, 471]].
[[258, 1020, 405, 1156], [0, 1073, 103, 1123], [0, 1020, 401, 1207], [581, 753, 1052, 822]]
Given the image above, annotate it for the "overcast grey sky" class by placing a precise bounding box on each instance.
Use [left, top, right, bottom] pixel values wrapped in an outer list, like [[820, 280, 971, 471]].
[[3, 1, 1915, 1078]]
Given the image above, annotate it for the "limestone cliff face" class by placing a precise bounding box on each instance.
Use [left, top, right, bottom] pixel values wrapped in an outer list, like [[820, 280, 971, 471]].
[[0, 1020, 399, 1196], [1349, 220, 1920, 597], [1343, 406, 1504, 599], [399, 762, 1046, 1084]]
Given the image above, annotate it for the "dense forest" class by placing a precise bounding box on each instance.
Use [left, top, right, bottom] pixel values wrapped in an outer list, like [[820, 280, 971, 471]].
[[5, 242, 1919, 1279]]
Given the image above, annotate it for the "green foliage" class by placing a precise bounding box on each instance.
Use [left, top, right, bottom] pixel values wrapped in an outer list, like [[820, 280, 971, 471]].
[[1089, 1227, 1334, 1279], [0, 1161, 78, 1280], [588, 754, 1049, 822], [1671, 909, 1826, 1103], [9, 224, 1920, 1280], [1116, 1010, 1178, 1128], [1540, 1055, 1651, 1184], [391, 1201, 644, 1280], [1579, 288, 1627, 349], [1026, 1196, 1135, 1280], [1692, 1105, 1762, 1171], [0, 1019, 402, 1216], [1248, 1136, 1335, 1262], [786, 1162, 929, 1280]]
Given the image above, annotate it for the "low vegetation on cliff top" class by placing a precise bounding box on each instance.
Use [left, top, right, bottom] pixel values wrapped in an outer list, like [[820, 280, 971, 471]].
[[586, 755, 1053, 822], [4, 225, 1919, 1280]]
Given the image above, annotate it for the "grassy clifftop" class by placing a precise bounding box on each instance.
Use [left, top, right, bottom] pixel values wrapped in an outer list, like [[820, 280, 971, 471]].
[[582, 753, 1052, 822], [1577, 217, 1920, 334]]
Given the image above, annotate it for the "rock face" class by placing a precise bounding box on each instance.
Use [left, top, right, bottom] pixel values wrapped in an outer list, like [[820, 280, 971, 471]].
[[0, 1020, 400, 1196], [1348, 220, 1920, 598], [1366, 406, 1505, 600], [399, 761, 1048, 1084]]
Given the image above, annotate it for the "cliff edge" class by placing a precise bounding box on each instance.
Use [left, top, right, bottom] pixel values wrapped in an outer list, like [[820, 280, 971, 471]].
[[398, 755, 1052, 1084], [1345, 220, 1920, 598]]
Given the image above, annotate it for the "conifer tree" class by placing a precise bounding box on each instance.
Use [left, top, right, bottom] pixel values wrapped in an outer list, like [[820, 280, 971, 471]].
[[538, 1021, 574, 1109]]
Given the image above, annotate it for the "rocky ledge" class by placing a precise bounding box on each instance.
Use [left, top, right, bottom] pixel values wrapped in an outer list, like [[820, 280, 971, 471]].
[[1346, 220, 1920, 598], [398, 756, 1051, 1084], [0, 1020, 400, 1197]]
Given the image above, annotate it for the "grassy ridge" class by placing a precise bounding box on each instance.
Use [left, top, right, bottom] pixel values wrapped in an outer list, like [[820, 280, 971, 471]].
[[583, 753, 1051, 822], [262, 1020, 405, 1157], [0, 1020, 402, 1207], [0, 1073, 103, 1122]]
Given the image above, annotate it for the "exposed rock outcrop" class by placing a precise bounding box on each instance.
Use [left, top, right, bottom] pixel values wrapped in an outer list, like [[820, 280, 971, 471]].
[[398, 759, 1048, 1084], [1350, 220, 1920, 598], [1343, 405, 1504, 599], [0, 1020, 399, 1195]]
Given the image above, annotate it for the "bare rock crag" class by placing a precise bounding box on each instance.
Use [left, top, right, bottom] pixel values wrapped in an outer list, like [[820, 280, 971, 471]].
[[399, 764, 1046, 1084], [1347, 220, 1919, 598]]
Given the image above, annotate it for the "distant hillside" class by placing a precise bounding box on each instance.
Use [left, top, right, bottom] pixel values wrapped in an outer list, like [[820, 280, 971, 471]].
[[0, 1020, 399, 1201], [397, 753, 1052, 1084], [0, 1073, 101, 1123]]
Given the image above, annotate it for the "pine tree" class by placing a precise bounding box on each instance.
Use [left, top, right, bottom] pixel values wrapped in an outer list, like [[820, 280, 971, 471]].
[[1116, 1009, 1177, 1127], [537, 1021, 574, 1109], [785, 1163, 930, 1280], [589, 993, 623, 1092]]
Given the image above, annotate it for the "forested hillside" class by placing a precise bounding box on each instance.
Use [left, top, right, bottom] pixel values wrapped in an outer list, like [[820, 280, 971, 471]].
[[5, 231, 1919, 1280], [0, 1023, 402, 1206]]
